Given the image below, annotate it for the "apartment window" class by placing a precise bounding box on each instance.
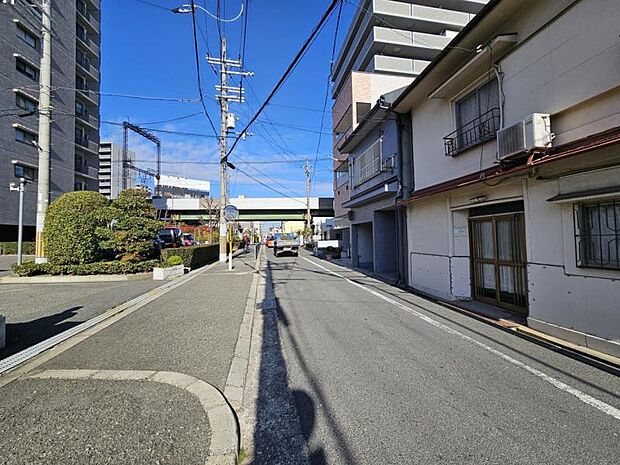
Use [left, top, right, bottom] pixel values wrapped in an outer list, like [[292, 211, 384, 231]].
[[16, 58, 39, 80], [16, 93, 37, 112], [14, 164, 36, 181], [76, 0, 88, 16], [15, 127, 37, 145], [352, 139, 381, 187], [444, 78, 500, 156], [74, 180, 87, 191], [75, 126, 89, 145], [16, 24, 39, 50], [75, 100, 87, 119], [575, 199, 620, 270], [76, 48, 90, 69], [76, 74, 88, 91], [76, 23, 88, 43]]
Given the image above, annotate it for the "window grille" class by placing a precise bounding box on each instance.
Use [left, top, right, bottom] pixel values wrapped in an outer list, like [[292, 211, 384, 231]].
[[352, 139, 381, 187], [574, 199, 620, 270]]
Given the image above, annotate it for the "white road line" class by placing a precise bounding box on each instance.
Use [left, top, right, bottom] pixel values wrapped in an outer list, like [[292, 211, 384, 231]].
[[301, 256, 620, 421]]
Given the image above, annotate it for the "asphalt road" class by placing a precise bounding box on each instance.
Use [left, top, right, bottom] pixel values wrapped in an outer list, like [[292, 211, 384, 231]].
[[259, 251, 620, 465], [0, 279, 162, 358]]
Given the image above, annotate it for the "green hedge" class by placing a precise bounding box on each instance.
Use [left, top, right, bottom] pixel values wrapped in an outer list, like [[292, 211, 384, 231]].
[[0, 242, 35, 255], [44, 191, 109, 265], [11, 260, 159, 277], [160, 244, 219, 270]]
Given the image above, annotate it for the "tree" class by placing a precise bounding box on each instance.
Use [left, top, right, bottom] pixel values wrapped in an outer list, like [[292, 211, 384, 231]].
[[97, 188, 163, 262], [44, 191, 109, 265]]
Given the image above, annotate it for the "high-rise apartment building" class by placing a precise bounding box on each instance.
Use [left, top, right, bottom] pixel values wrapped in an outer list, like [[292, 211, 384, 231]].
[[330, 0, 487, 255], [98, 142, 136, 200], [0, 0, 101, 241]]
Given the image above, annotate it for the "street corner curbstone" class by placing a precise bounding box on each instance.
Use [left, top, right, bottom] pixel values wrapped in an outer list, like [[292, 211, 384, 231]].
[[20, 370, 240, 464], [208, 404, 239, 455], [204, 453, 237, 465], [91, 370, 157, 381], [150, 371, 198, 389], [186, 379, 228, 410]]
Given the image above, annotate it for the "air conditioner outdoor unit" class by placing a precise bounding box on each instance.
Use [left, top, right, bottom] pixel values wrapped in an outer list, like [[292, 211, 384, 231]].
[[497, 113, 552, 160]]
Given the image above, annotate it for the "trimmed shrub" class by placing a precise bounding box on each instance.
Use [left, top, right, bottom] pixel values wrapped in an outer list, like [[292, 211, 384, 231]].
[[44, 191, 109, 265], [160, 244, 219, 270], [0, 242, 35, 255], [97, 189, 163, 262], [164, 255, 183, 267], [11, 259, 159, 277]]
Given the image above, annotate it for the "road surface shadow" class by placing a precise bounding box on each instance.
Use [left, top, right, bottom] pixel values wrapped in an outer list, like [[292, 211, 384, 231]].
[[0, 307, 82, 359], [251, 259, 356, 465]]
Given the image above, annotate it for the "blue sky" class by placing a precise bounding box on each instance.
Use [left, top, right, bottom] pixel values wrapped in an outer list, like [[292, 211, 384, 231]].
[[100, 0, 355, 199]]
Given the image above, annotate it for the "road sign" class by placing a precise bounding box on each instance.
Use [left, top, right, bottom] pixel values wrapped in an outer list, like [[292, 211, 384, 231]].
[[224, 204, 239, 222]]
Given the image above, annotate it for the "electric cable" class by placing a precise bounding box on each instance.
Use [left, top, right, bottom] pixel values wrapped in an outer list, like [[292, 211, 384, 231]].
[[226, 0, 344, 159], [190, 0, 219, 137]]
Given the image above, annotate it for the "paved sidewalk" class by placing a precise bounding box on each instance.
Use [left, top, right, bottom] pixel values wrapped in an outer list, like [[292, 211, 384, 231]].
[[0, 251, 257, 465]]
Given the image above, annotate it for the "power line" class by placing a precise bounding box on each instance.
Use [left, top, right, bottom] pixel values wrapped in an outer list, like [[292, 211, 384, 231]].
[[234, 166, 308, 205], [313, 0, 344, 186], [190, 0, 219, 136], [137, 112, 203, 125], [226, 0, 344, 159], [106, 157, 334, 165]]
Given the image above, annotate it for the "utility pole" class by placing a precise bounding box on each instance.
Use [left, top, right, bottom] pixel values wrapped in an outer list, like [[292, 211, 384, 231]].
[[218, 38, 229, 263], [305, 158, 312, 236], [34, 0, 52, 264], [209, 39, 251, 263]]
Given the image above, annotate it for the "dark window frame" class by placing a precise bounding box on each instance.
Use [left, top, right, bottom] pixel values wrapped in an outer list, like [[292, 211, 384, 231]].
[[444, 77, 500, 157], [16, 23, 40, 50], [16, 93, 37, 112], [15, 127, 37, 145], [574, 199, 620, 271], [16, 58, 39, 80], [14, 164, 36, 181]]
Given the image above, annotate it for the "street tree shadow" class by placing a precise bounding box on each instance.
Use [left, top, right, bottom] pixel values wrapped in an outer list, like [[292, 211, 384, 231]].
[[1, 306, 82, 359]]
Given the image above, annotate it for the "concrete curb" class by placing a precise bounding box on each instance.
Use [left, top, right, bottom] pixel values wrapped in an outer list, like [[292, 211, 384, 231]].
[[0, 272, 152, 284], [25, 369, 238, 465], [224, 245, 263, 461]]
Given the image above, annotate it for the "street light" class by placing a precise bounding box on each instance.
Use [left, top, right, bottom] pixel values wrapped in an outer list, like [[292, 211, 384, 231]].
[[170, 3, 244, 21], [9, 178, 28, 267]]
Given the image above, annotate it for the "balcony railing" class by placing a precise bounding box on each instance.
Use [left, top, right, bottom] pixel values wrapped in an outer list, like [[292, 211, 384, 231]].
[[75, 134, 90, 147], [75, 164, 99, 179], [443, 107, 501, 157]]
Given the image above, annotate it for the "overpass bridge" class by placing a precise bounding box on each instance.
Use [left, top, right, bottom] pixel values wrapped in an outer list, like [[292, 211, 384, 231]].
[[153, 196, 334, 222]]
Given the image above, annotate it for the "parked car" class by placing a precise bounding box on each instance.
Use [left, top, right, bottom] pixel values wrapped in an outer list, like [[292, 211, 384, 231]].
[[181, 233, 197, 246], [158, 227, 183, 248], [265, 234, 278, 248], [152, 236, 166, 251], [274, 233, 299, 257]]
